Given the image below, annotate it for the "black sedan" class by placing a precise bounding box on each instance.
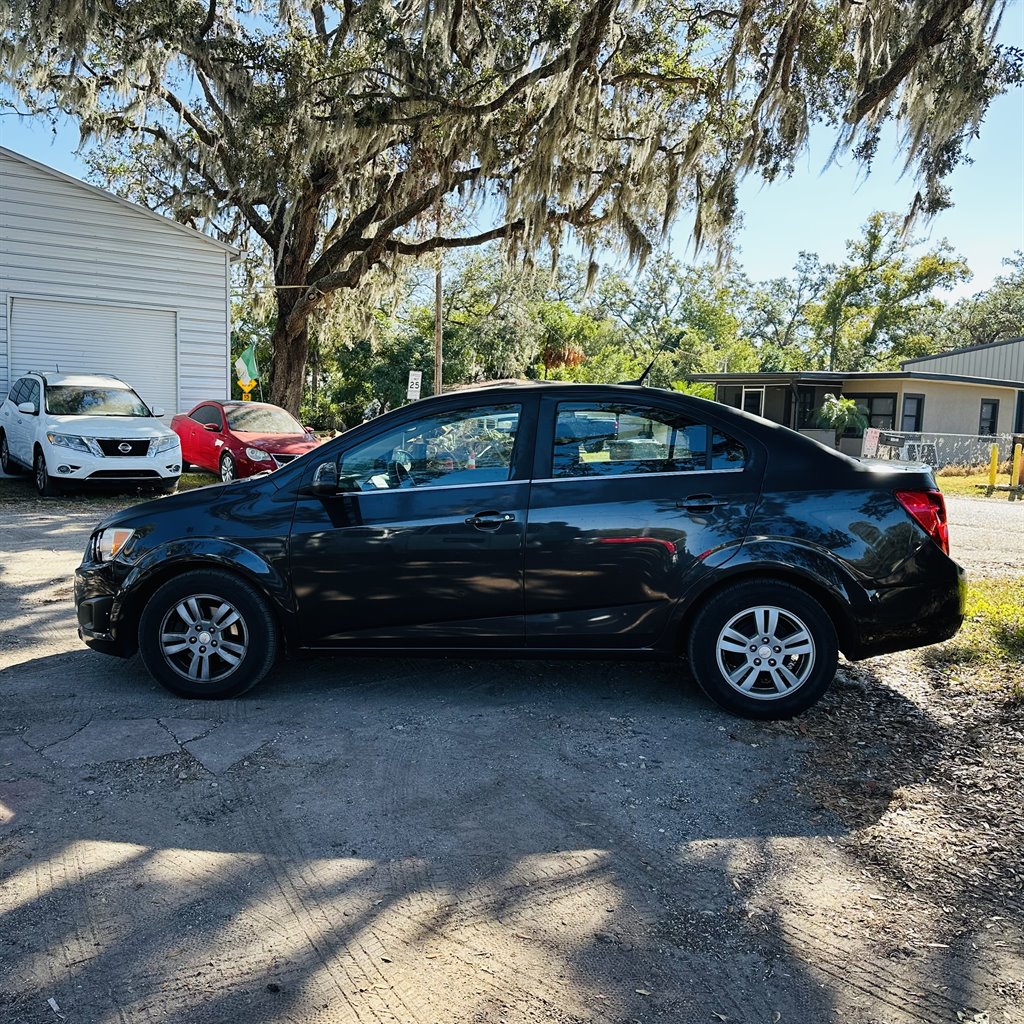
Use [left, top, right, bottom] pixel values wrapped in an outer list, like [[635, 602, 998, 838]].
[[74, 382, 964, 718]]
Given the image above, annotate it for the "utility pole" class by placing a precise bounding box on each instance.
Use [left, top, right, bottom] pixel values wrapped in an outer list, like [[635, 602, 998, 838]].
[[434, 256, 443, 395], [433, 203, 444, 395]]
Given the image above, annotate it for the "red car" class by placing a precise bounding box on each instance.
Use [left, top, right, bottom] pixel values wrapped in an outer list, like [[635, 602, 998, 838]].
[[171, 400, 321, 482]]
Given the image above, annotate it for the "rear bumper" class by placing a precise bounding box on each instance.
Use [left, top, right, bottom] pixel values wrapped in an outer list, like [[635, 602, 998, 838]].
[[844, 561, 966, 660]]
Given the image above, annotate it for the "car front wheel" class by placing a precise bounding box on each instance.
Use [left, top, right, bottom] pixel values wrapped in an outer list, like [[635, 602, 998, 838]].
[[687, 578, 839, 719], [138, 569, 279, 698], [220, 452, 236, 483], [33, 448, 61, 497]]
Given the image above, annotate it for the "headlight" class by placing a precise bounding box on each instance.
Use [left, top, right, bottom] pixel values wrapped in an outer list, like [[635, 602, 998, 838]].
[[92, 527, 135, 562], [149, 434, 180, 456], [47, 432, 102, 456], [245, 447, 272, 462]]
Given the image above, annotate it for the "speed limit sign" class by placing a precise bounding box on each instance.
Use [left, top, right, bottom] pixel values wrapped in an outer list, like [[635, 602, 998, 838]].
[[406, 370, 423, 400]]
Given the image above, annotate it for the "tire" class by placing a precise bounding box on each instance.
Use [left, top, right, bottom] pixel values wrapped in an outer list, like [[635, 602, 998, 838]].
[[33, 448, 61, 497], [687, 578, 839, 720], [0, 430, 21, 474], [219, 452, 236, 483], [153, 479, 179, 495], [138, 569, 278, 699]]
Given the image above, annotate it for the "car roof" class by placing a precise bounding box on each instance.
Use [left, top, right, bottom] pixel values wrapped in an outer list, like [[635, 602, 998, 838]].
[[27, 371, 130, 388]]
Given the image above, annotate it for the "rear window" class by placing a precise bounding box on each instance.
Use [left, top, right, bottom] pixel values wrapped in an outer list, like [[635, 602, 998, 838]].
[[46, 386, 151, 417]]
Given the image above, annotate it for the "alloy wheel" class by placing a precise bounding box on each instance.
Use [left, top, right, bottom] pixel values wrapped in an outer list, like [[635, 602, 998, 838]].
[[715, 605, 816, 701], [221, 455, 235, 482], [158, 594, 249, 683]]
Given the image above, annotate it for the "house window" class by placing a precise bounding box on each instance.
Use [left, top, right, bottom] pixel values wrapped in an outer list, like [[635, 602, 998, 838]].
[[741, 387, 764, 417], [901, 394, 925, 433], [979, 399, 999, 436], [845, 394, 897, 437]]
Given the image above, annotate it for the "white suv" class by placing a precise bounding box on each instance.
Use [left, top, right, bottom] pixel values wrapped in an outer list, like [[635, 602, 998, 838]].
[[0, 372, 181, 496]]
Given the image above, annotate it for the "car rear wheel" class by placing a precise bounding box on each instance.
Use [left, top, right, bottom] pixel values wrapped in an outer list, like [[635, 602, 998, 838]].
[[0, 431, 20, 474], [33, 448, 61, 497], [220, 453, 236, 483], [687, 578, 838, 719], [138, 569, 278, 698]]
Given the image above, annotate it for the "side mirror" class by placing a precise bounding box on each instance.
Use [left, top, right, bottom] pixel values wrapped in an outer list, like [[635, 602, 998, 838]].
[[17, 402, 36, 415], [310, 460, 339, 495], [151, 407, 165, 417], [203, 422, 219, 432]]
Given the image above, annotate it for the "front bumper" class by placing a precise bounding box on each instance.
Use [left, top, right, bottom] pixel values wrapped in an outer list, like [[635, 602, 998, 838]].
[[44, 442, 181, 483], [75, 561, 133, 656]]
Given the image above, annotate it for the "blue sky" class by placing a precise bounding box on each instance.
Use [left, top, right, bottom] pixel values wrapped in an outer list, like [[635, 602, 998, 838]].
[[2, 10, 1022, 300]]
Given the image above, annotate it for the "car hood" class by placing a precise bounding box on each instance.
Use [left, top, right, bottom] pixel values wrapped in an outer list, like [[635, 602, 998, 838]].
[[233, 431, 320, 454], [95, 472, 277, 531], [46, 415, 172, 439]]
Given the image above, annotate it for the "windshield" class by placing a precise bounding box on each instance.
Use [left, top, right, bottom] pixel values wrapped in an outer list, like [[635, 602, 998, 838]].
[[46, 386, 152, 417], [225, 405, 303, 434]]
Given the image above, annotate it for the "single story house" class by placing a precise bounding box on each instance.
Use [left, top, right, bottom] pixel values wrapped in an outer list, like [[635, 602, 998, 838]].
[[1, 146, 236, 418], [692, 336, 1024, 461]]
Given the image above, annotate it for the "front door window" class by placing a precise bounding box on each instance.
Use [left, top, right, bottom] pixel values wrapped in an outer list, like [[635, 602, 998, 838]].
[[339, 404, 521, 490]]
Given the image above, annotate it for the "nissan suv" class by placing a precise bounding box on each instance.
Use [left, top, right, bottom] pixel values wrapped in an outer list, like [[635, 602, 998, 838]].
[[1, 371, 181, 495]]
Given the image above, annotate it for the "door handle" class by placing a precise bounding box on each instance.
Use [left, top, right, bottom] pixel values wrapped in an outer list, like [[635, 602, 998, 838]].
[[465, 511, 516, 528], [677, 494, 727, 511]]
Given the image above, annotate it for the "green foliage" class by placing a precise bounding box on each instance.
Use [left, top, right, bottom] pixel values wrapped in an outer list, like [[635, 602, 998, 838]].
[[816, 392, 868, 447]]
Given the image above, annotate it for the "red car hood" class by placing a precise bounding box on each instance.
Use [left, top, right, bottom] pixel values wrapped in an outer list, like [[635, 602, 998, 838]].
[[234, 432, 321, 455]]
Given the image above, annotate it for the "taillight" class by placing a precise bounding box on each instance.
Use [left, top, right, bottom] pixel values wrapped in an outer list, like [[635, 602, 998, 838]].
[[895, 489, 949, 555]]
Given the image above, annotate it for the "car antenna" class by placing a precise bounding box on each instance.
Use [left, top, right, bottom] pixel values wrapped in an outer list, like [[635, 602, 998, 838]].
[[617, 335, 675, 387]]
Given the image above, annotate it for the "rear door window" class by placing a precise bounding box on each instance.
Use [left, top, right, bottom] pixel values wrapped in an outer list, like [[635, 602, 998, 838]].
[[549, 402, 746, 478]]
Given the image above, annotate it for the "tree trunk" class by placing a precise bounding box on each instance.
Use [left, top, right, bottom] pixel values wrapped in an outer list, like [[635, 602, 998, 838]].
[[269, 318, 309, 415]]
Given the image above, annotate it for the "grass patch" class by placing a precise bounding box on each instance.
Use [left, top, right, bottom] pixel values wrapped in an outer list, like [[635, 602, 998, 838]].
[[926, 578, 1024, 702]]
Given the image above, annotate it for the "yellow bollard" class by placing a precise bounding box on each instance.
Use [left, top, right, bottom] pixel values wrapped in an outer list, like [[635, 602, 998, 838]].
[[1012, 443, 1023, 489], [988, 443, 999, 488]]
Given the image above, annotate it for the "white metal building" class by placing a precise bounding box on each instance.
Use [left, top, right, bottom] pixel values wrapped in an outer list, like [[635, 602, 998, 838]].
[[0, 146, 235, 419]]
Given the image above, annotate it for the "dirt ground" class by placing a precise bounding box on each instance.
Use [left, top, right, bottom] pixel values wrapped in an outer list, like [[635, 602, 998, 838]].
[[1, 479, 1022, 1024]]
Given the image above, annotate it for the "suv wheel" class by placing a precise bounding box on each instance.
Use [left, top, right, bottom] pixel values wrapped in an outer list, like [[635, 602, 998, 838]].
[[687, 578, 838, 719], [0, 431, 19, 474], [220, 452, 236, 483], [138, 569, 278, 698], [33, 448, 61, 497]]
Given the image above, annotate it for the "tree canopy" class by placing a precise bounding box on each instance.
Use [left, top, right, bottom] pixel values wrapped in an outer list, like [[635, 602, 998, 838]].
[[2, 0, 1019, 410]]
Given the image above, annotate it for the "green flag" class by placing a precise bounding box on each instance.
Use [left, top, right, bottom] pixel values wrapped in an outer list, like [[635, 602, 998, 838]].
[[234, 345, 258, 384]]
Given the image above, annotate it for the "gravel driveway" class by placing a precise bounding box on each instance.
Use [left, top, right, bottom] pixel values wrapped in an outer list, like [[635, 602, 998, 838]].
[[1, 485, 1022, 1024]]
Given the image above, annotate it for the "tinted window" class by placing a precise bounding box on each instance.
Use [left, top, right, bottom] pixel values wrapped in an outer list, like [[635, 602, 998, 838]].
[[339, 404, 521, 490], [711, 429, 746, 469], [190, 405, 224, 429], [46, 386, 151, 417], [551, 402, 745, 477], [22, 379, 40, 413]]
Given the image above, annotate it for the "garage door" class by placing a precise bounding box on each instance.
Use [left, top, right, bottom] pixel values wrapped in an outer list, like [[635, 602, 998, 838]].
[[10, 297, 178, 419]]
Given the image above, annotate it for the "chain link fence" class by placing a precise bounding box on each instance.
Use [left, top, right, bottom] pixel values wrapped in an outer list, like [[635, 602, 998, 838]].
[[862, 430, 1022, 469]]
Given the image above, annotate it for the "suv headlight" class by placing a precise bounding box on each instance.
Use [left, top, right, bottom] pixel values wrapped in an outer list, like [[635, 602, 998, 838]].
[[47, 432, 102, 457], [245, 447, 272, 462], [149, 434, 180, 456], [92, 527, 135, 562]]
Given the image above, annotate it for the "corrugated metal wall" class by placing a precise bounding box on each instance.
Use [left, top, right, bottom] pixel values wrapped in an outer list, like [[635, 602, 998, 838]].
[[0, 148, 231, 413], [903, 338, 1024, 380], [9, 297, 178, 416]]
